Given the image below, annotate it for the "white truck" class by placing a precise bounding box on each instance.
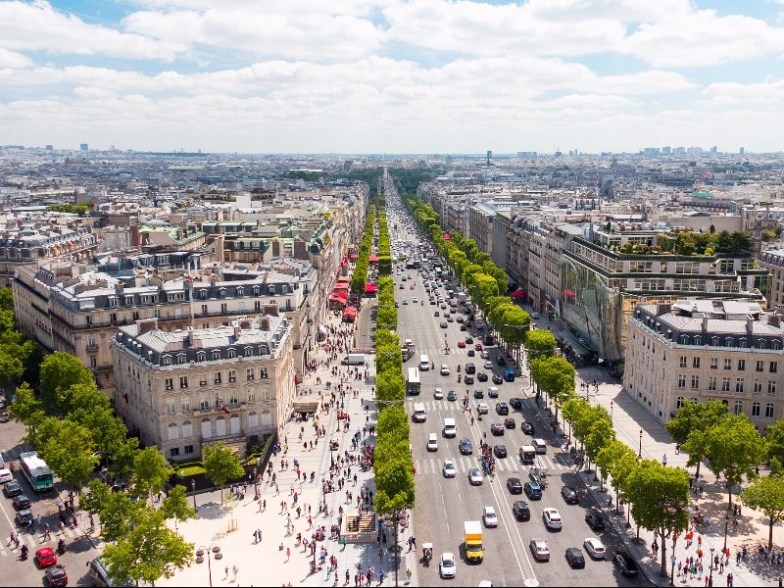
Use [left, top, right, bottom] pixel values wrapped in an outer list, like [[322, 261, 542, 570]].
[[341, 353, 366, 366]]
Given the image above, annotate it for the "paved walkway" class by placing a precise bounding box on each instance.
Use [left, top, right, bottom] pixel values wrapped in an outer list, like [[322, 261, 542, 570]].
[[159, 297, 416, 588], [530, 309, 784, 588]]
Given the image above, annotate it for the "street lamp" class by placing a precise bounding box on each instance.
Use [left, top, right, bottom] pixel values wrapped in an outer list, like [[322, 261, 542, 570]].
[[195, 544, 221, 587], [638, 429, 643, 458], [724, 510, 729, 551], [670, 536, 678, 586], [709, 547, 715, 587], [610, 400, 613, 421], [191, 479, 197, 511]]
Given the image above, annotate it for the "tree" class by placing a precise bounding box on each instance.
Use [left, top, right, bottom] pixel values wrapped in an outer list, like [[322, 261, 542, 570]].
[[131, 447, 174, 501], [39, 419, 98, 491], [595, 439, 630, 492], [38, 352, 94, 410], [666, 400, 728, 478], [81, 479, 145, 542], [764, 421, 784, 473], [706, 413, 767, 508], [202, 442, 244, 504], [160, 485, 197, 531], [609, 450, 639, 515], [742, 474, 784, 549], [626, 460, 690, 578], [524, 330, 557, 361], [101, 507, 194, 587], [8, 382, 44, 438]]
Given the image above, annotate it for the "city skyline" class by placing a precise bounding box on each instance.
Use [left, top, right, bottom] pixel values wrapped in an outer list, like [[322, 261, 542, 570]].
[[1, 0, 784, 154]]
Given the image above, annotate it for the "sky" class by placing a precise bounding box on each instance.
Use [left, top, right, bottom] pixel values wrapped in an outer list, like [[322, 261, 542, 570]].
[[1, 0, 784, 154]]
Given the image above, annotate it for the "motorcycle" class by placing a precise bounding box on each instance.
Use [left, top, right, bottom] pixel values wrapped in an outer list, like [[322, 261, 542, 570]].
[[57, 539, 66, 555], [457, 374, 461, 383], [20, 545, 28, 560]]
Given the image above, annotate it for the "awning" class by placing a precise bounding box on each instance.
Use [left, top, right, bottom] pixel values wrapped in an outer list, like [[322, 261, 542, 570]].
[[443, 233, 451, 240], [511, 289, 526, 299], [333, 287, 349, 294], [365, 283, 377, 294], [349, 253, 359, 260], [369, 254, 378, 263], [329, 295, 348, 305], [343, 306, 357, 318]]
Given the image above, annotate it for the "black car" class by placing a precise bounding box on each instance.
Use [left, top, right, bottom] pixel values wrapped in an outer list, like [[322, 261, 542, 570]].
[[521, 421, 535, 435], [496, 402, 509, 415], [3, 480, 22, 498], [492, 374, 503, 385], [13, 494, 31, 510], [460, 324, 467, 331], [447, 390, 458, 401], [566, 547, 586, 569], [465, 337, 474, 344], [465, 362, 476, 374], [490, 423, 505, 436], [512, 500, 530, 521], [477, 372, 488, 382], [464, 375, 475, 385], [497, 356, 506, 366], [467, 349, 475, 357], [507, 477, 523, 494], [44, 564, 68, 587], [494, 444, 508, 458], [524, 481, 543, 500], [504, 417, 516, 429], [613, 549, 639, 576], [585, 509, 606, 531], [459, 438, 473, 455], [509, 397, 523, 409], [473, 389, 484, 399], [561, 486, 579, 505]]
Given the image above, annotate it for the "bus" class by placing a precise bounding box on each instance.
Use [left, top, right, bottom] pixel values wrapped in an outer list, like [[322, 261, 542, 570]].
[[19, 451, 55, 492], [406, 367, 422, 396]]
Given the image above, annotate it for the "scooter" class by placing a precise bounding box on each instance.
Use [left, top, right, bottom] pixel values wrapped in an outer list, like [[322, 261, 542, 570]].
[[20, 545, 28, 560], [57, 539, 66, 555], [457, 374, 461, 383]]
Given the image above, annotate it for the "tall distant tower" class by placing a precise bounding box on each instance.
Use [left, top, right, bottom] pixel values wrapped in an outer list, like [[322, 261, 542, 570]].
[[486, 150, 492, 166], [80, 143, 89, 151], [739, 147, 745, 155]]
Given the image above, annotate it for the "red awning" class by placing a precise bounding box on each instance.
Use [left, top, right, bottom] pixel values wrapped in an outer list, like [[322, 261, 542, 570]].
[[329, 295, 348, 306], [332, 290, 349, 299], [349, 253, 359, 260], [511, 289, 526, 299], [343, 306, 357, 318], [443, 233, 451, 240], [365, 283, 378, 294], [369, 254, 378, 263], [340, 256, 348, 268]]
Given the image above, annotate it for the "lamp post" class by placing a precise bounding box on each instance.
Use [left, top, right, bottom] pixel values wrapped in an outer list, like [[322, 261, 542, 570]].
[[610, 400, 614, 422], [195, 544, 221, 587], [191, 479, 197, 511], [670, 536, 678, 586], [638, 429, 643, 458], [709, 547, 715, 587], [724, 510, 729, 551]]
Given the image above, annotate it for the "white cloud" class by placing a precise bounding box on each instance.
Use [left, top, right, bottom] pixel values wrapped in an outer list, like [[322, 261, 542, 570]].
[[0, 47, 33, 68], [699, 79, 784, 108]]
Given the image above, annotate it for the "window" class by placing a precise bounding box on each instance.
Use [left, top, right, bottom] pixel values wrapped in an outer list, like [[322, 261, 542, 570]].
[[179, 376, 188, 389], [165, 378, 174, 391], [199, 397, 209, 410], [757, 360, 765, 372], [768, 381, 777, 395], [738, 359, 746, 371], [228, 369, 237, 383], [90, 355, 97, 369], [197, 352, 206, 362], [184, 445, 194, 455], [710, 358, 718, 370], [721, 377, 731, 392], [255, 301, 261, 311], [212, 350, 221, 360], [724, 358, 732, 370], [229, 392, 239, 406], [202, 304, 208, 316], [693, 357, 700, 369], [181, 399, 190, 413], [708, 377, 717, 391], [770, 362, 778, 374], [774, 340, 782, 350], [246, 368, 255, 381], [168, 423, 178, 440], [247, 392, 256, 403], [227, 349, 236, 359], [734, 401, 743, 415], [694, 336, 702, 346], [177, 354, 186, 364], [214, 372, 222, 384], [691, 375, 700, 390], [260, 368, 269, 379], [245, 347, 253, 357], [766, 403, 775, 418], [754, 381, 763, 394], [680, 356, 687, 368], [166, 400, 176, 415], [162, 356, 172, 366], [711, 336, 720, 347], [199, 377, 208, 387], [752, 402, 760, 416], [735, 378, 744, 393], [678, 374, 686, 389], [170, 447, 180, 457], [248, 411, 259, 428], [200, 290, 208, 300], [676, 396, 686, 409], [738, 338, 747, 348], [182, 421, 193, 437], [221, 303, 228, 314]]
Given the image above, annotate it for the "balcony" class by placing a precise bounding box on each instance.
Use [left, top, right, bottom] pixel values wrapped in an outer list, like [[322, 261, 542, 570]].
[[86, 343, 98, 352]]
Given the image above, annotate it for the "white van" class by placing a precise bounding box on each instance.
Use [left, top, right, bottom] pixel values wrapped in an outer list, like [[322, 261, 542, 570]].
[[427, 433, 438, 452], [520, 445, 536, 464], [419, 354, 430, 371], [533, 438, 547, 454], [443, 418, 457, 438], [412, 403, 427, 423]]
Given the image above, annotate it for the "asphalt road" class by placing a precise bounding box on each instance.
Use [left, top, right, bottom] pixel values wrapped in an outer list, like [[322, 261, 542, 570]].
[[389, 217, 646, 588]]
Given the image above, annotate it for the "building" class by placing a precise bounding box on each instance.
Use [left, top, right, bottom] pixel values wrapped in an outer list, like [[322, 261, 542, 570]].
[[624, 299, 784, 431], [112, 315, 295, 461], [760, 248, 784, 310]]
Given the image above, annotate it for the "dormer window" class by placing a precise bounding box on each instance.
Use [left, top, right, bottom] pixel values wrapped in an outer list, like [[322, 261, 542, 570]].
[[212, 350, 221, 360], [199, 289, 208, 300], [197, 352, 206, 362], [236, 287, 244, 297], [219, 288, 227, 298], [268, 285, 276, 295], [162, 355, 172, 366]]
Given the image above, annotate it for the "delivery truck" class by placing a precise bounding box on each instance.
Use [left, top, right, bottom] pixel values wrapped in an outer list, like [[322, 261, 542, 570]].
[[464, 521, 484, 563], [341, 353, 366, 366]]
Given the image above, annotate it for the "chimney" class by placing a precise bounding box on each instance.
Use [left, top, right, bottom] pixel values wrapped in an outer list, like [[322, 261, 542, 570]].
[[702, 316, 708, 332], [747, 317, 754, 335], [261, 317, 270, 331], [137, 318, 158, 334], [234, 324, 241, 340], [768, 315, 781, 328]]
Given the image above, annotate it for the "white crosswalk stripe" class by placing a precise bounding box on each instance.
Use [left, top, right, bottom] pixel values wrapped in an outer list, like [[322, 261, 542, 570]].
[[414, 451, 572, 478]]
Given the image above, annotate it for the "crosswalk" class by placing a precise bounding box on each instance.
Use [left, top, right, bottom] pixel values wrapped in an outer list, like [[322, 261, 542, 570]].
[[405, 400, 511, 412], [0, 525, 87, 559], [414, 451, 572, 477], [413, 346, 489, 358]]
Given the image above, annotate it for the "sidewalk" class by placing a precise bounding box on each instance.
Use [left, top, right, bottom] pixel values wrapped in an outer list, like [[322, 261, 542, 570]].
[[158, 298, 416, 588]]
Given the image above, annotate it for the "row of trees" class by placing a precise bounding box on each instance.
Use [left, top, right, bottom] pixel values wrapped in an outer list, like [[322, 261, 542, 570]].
[[350, 204, 377, 296]]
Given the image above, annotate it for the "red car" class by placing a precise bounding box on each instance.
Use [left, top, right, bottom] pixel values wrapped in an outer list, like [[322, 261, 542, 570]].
[[474, 343, 483, 351], [36, 546, 58, 568], [457, 340, 466, 348]]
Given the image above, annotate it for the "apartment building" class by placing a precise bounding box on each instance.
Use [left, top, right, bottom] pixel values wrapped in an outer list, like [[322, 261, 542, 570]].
[[624, 299, 784, 431], [760, 248, 784, 310], [112, 315, 294, 461]]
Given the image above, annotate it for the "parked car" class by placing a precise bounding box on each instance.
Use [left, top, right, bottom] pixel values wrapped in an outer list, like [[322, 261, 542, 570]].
[[585, 509, 606, 531], [561, 485, 579, 504], [0, 468, 13, 484], [3, 480, 23, 498], [521, 422, 535, 435], [509, 397, 522, 409]]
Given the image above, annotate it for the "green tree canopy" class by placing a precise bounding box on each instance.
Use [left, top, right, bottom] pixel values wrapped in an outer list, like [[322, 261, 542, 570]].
[[202, 442, 245, 503], [38, 352, 94, 411], [39, 419, 98, 491], [666, 400, 729, 478], [742, 473, 784, 549], [131, 447, 174, 499], [160, 485, 197, 531]]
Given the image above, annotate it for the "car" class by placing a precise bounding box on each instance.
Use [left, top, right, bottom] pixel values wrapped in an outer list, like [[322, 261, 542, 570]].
[[469, 468, 483, 485], [497, 356, 507, 366], [439, 552, 457, 579], [434, 388, 444, 400], [459, 438, 474, 455], [585, 509, 606, 531], [509, 397, 523, 409], [465, 337, 474, 344], [496, 402, 509, 415], [493, 445, 507, 458], [480, 349, 490, 359], [504, 417, 516, 429], [399, 284, 405, 289], [473, 389, 484, 399], [402, 300, 408, 306], [434, 310, 440, 317], [36, 546, 58, 567], [464, 375, 474, 385], [524, 481, 542, 500], [413, 297, 418, 303], [506, 478, 523, 494], [484, 360, 494, 369], [492, 374, 503, 385], [446, 316, 454, 323], [467, 349, 475, 357], [475, 343, 483, 351], [447, 390, 458, 402], [488, 387, 499, 398], [613, 549, 639, 576], [561, 485, 579, 504], [529, 539, 550, 562], [440, 365, 450, 376], [3, 480, 22, 497], [44, 564, 68, 587], [440, 321, 448, 329], [15, 508, 33, 526], [476, 402, 489, 415], [583, 537, 606, 559], [440, 303, 448, 310], [457, 340, 466, 348], [521, 422, 535, 435], [566, 547, 586, 569], [0, 468, 13, 484], [477, 372, 488, 382], [490, 423, 505, 436], [543, 508, 563, 530], [456, 316, 465, 323], [13, 494, 31, 510], [529, 467, 547, 486], [442, 459, 457, 478], [512, 500, 530, 520], [401, 276, 407, 282], [465, 363, 476, 374], [460, 324, 467, 331], [483, 506, 498, 528]]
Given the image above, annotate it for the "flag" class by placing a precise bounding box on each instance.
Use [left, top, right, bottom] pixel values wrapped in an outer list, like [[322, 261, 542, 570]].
[[221, 406, 230, 414]]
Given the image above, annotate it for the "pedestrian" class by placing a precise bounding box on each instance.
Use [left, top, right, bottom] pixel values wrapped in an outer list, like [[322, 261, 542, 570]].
[[232, 565, 238, 581], [286, 547, 291, 562]]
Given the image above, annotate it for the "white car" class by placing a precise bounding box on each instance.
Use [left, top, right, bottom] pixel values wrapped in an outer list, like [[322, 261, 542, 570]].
[[476, 402, 489, 415], [0, 468, 13, 484], [469, 468, 483, 485], [442, 459, 457, 478], [483, 506, 498, 528], [583, 537, 607, 559], [413, 297, 418, 303], [543, 507, 563, 530], [440, 552, 457, 579], [529, 538, 550, 561], [440, 364, 450, 376], [484, 360, 494, 369], [481, 350, 490, 359], [433, 388, 444, 400]]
